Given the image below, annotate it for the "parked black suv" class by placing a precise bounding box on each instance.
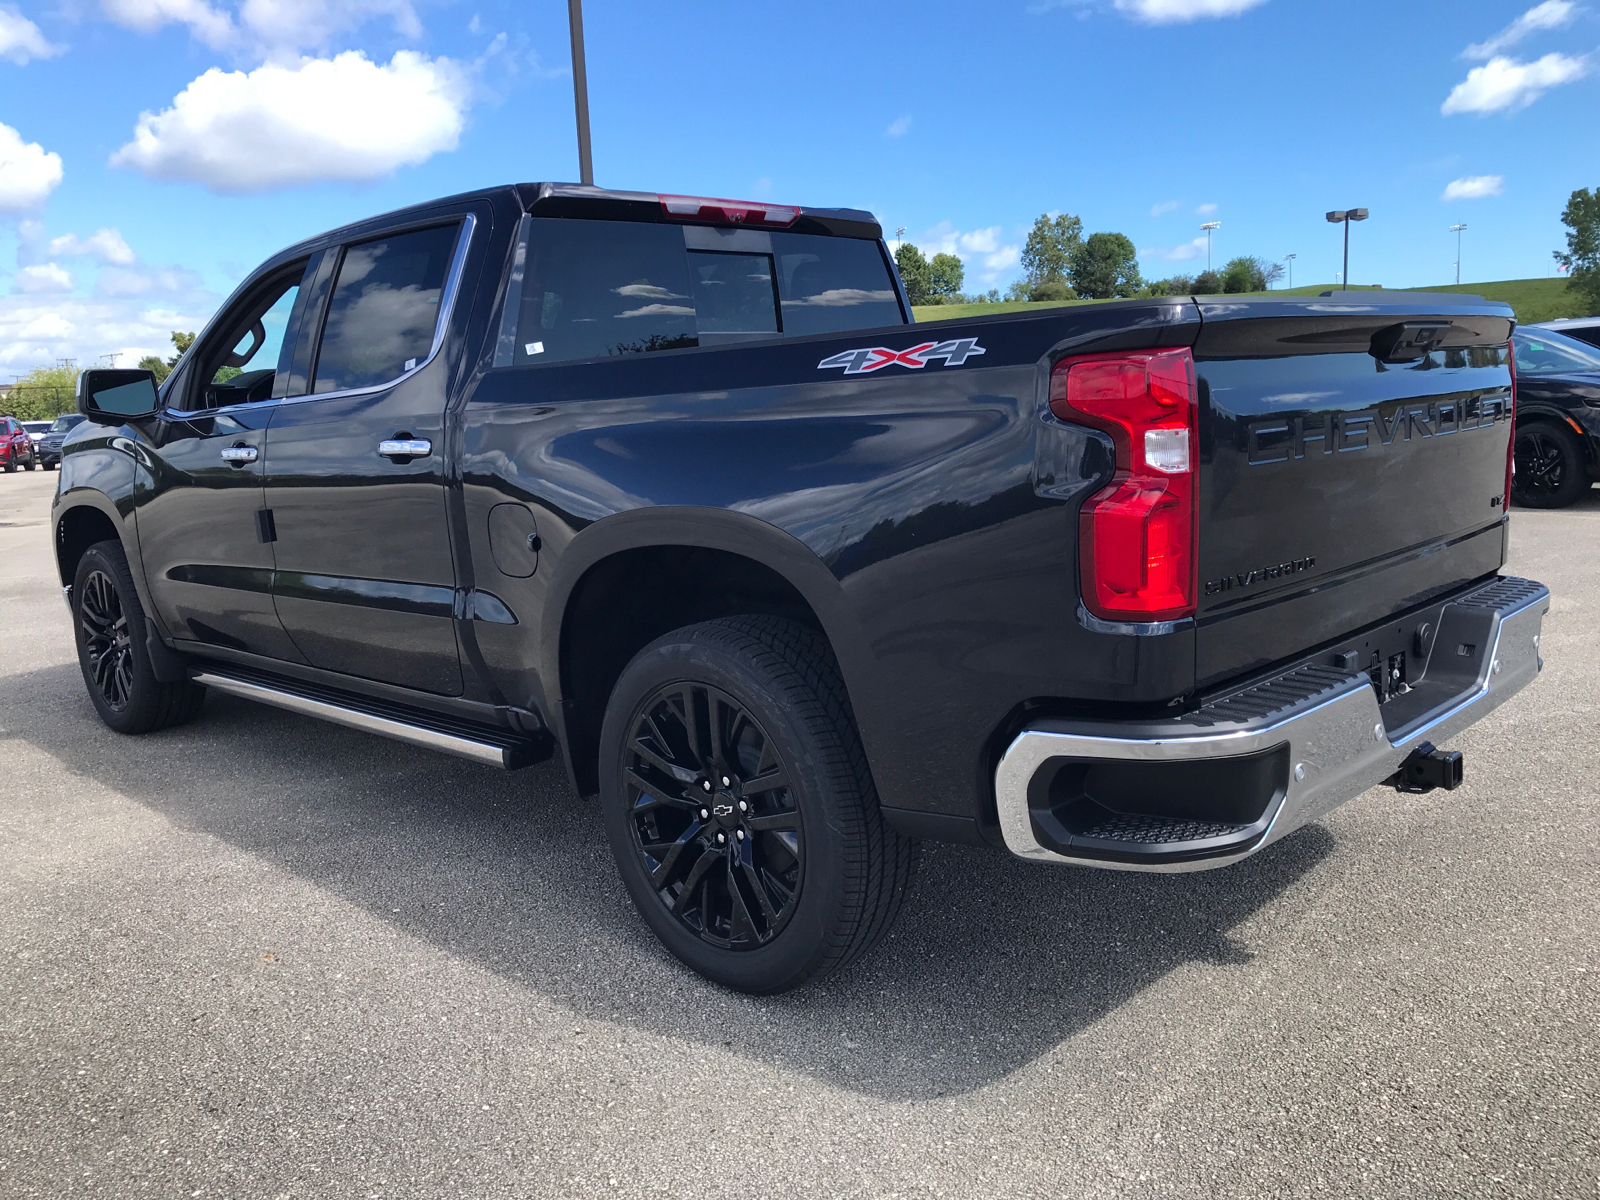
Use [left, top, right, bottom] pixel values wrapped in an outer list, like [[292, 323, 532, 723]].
[[53, 184, 1548, 991], [38, 413, 85, 470], [1510, 324, 1600, 508]]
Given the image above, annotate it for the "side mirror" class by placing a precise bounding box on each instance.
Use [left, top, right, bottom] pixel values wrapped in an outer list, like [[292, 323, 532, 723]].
[[77, 368, 161, 424]]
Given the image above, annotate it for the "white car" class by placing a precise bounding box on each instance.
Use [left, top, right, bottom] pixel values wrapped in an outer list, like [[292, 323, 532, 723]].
[[21, 420, 52, 449], [1533, 316, 1600, 350]]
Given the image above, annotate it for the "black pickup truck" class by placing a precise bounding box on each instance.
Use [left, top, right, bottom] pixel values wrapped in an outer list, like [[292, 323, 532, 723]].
[[54, 183, 1548, 992]]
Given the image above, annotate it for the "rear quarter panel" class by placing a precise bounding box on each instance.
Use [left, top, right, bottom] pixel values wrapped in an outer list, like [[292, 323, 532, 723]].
[[459, 302, 1200, 821]]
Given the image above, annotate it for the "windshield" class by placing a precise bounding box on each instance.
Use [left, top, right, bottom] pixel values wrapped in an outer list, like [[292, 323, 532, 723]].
[[50, 414, 85, 433], [1513, 327, 1600, 376]]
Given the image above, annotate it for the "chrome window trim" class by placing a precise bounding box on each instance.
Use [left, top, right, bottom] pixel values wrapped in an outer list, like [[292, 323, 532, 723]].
[[162, 213, 477, 421]]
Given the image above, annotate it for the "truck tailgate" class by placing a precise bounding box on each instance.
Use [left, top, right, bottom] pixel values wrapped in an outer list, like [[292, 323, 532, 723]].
[[1193, 295, 1515, 689]]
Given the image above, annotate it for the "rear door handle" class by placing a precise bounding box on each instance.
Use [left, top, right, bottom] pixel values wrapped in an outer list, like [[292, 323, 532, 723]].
[[220, 445, 258, 465], [378, 438, 431, 460]]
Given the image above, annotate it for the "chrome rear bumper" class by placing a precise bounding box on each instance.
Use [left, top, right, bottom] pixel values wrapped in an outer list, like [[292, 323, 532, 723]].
[[995, 576, 1548, 872]]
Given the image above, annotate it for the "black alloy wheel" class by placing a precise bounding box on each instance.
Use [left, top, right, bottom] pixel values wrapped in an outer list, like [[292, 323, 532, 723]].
[[79, 568, 135, 711], [599, 616, 916, 993], [623, 681, 803, 950], [72, 539, 206, 735], [1512, 422, 1588, 509]]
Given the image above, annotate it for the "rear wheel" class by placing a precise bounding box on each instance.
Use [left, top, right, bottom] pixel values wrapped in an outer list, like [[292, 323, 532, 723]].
[[22, 452, 34, 471], [599, 616, 915, 993], [3, 449, 13, 472], [73, 539, 206, 735], [1513, 421, 1589, 508]]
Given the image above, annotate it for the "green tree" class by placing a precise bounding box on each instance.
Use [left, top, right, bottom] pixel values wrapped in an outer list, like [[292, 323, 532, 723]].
[[139, 355, 171, 383], [1070, 232, 1142, 299], [927, 252, 964, 302], [1221, 255, 1261, 293], [1029, 279, 1077, 302], [1021, 213, 1083, 288], [7, 362, 79, 420], [168, 330, 195, 364], [1192, 269, 1223, 294], [894, 243, 931, 306], [1555, 186, 1600, 314]]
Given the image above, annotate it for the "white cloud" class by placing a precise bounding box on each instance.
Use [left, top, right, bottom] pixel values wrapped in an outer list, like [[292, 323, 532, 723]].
[[0, 122, 63, 213], [13, 263, 73, 293], [915, 222, 1022, 286], [110, 51, 468, 193], [1140, 236, 1208, 262], [1442, 174, 1504, 201], [0, 6, 64, 63], [1441, 52, 1589, 114], [96, 265, 207, 298], [0, 291, 221, 372], [100, 0, 421, 58], [48, 228, 137, 265], [1195, 202, 1218, 216], [1114, 0, 1267, 22], [1464, 1, 1575, 60], [886, 115, 912, 137], [1149, 200, 1180, 216]]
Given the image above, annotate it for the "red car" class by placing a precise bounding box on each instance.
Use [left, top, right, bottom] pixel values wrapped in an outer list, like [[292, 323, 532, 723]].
[[0, 416, 39, 471]]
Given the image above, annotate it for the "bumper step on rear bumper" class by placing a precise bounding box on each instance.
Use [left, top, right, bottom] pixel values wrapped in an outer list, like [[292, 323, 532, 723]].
[[994, 575, 1548, 872]]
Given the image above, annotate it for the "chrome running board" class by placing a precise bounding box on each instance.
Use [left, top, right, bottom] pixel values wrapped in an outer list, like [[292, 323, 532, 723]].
[[191, 670, 548, 770]]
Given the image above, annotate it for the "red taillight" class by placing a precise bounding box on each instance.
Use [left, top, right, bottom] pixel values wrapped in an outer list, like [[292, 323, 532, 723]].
[[659, 195, 801, 228], [1504, 336, 1517, 511], [1050, 348, 1199, 622]]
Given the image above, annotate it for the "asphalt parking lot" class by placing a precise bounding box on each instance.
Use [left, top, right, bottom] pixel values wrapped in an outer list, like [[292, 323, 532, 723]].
[[1, 463, 1596, 1200]]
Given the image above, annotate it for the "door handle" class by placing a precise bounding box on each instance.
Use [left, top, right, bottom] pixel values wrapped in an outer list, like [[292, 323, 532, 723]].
[[220, 445, 258, 465], [378, 438, 431, 460]]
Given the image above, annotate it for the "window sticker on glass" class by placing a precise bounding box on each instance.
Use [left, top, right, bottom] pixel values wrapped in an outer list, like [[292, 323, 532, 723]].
[[525, 342, 544, 355]]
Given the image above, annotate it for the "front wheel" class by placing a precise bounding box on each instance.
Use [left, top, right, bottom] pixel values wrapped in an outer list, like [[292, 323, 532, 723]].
[[1513, 421, 1589, 508], [73, 539, 206, 734], [3, 450, 13, 472], [599, 616, 915, 993]]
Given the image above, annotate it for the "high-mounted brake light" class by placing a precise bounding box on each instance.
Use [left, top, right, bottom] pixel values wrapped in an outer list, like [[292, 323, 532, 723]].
[[1504, 336, 1517, 512], [1050, 348, 1199, 623], [659, 195, 802, 228]]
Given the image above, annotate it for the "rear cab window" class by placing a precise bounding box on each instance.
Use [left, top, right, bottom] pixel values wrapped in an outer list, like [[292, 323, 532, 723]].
[[498, 217, 905, 368]]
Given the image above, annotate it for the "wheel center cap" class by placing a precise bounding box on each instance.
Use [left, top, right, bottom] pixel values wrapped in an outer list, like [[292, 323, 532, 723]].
[[710, 791, 740, 829]]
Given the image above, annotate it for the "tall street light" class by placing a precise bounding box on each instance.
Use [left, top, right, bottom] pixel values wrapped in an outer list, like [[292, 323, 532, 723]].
[[1283, 253, 1296, 290], [1201, 221, 1220, 272], [568, 0, 594, 185], [1451, 223, 1468, 286], [1326, 208, 1368, 290]]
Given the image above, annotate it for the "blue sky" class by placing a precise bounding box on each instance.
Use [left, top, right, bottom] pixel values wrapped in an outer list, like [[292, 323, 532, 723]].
[[1, 0, 1595, 374]]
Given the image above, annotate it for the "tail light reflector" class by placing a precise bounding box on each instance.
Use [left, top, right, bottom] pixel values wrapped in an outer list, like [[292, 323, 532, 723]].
[[659, 195, 801, 228], [1050, 348, 1199, 622]]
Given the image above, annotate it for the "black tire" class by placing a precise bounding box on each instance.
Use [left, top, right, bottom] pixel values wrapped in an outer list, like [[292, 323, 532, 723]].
[[22, 454, 34, 471], [73, 539, 206, 735], [1513, 421, 1589, 509], [3, 450, 13, 472], [44, 460, 56, 471], [599, 616, 916, 993]]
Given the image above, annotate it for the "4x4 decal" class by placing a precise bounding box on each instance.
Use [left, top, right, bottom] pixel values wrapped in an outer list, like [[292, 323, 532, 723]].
[[817, 338, 986, 375]]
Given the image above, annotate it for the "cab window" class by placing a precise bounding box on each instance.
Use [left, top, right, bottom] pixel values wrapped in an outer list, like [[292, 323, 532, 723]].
[[311, 224, 461, 394], [181, 260, 310, 410]]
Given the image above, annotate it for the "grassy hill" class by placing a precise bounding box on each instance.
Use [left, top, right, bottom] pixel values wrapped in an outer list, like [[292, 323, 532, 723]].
[[913, 277, 1592, 326]]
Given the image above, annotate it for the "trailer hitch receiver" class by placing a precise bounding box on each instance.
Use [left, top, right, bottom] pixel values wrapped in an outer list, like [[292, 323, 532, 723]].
[[1389, 741, 1464, 795]]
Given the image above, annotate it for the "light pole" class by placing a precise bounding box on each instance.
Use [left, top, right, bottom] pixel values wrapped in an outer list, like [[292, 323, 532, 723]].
[[894, 226, 906, 251], [1451, 223, 1468, 286], [1325, 209, 1368, 290], [1283, 253, 1296, 290], [567, 0, 593, 185], [1201, 221, 1220, 272]]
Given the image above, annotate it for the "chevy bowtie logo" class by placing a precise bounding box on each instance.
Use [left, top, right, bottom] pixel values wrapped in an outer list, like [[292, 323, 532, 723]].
[[713, 803, 734, 817], [817, 338, 986, 375]]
